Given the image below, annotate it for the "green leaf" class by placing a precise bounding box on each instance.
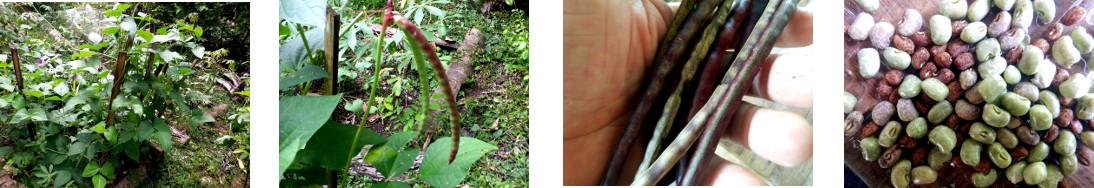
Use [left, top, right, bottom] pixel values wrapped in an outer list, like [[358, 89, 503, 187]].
[[54, 170, 71, 188], [156, 27, 168, 35], [24, 90, 43, 98], [116, 3, 131, 11], [195, 26, 204, 38], [81, 162, 99, 178], [44, 151, 65, 164], [278, 0, 327, 27], [68, 142, 86, 156], [101, 161, 114, 178], [279, 138, 302, 179], [104, 10, 121, 17], [278, 94, 342, 150], [279, 24, 291, 36], [102, 27, 119, 35], [137, 121, 153, 141], [157, 50, 183, 63], [0, 147, 12, 157], [92, 175, 105, 188], [279, 28, 324, 73], [345, 99, 364, 115], [369, 181, 411, 188], [278, 64, 330, 91], [424, 6, 445, 18], [154, 130, 173, 152], [419, 137, 498, 188], [294, 120, 386, 170], [384, 131, 418, 149], [104, 127, 117, 145], [136, 30, 153, 41], [70, 51, 97, 60], [79, 44, 103, 51], [44, 96, 61, 101]]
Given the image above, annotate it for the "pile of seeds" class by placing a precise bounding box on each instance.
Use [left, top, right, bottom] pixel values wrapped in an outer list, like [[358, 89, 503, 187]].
[[845, 0, 1094, 187]]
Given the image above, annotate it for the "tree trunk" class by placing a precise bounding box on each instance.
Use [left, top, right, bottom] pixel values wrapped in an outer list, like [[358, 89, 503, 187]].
[[428, 29, 482, 128]]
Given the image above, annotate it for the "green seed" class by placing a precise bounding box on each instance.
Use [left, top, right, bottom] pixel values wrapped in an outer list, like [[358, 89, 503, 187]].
[[1039, 90, 1060, 118], [962, 21, 988, 43], [879, 121, 903, 148], [1000, 92, 1031, 116], [883, 47, 911, 69], [1023, 161, 1047, 184], [1071, 27, 1094, 54], [898, 75, 923, 98], [1060, 154, 1078, 176], [970, 122, 997, 144], [910, 166, 937, 185], [1003, 65, 1021, 85], [854, 0, 879, 12], [968, 0, 991, 21], [997, 127, 1019, 149], [971, 168, 998, 187], [928, 101, 953, 124], [906, 117, 928, 138], [890, 159, 911, 188], [1032, 0, 1056, 23], [928, 147, 951, 170], [961, 139, 983, 166], [939, 0, 969, 19], [858, 48, 880, 78], [1013, 0, 1034, 28], [1055, 130, 1077, 156], [930, 15, 953, 45], [1081, 131, 1094, 147], [995, 0, 1017, 10], [983, 104, 1012, 127], [845, 92, 856, 113], [1059, 73, 1089, 98], [861, 137, 882, 161], [1028, 104, 1052, 131], [1054, 36, 1082, 67], [1006, 161, 1027, 184], [1077, 94, 1094, 120], [1039, 164, 1063, 187], [929, 126, 957, 152], [977, 38, 1002, 62], [988, 142, 1011, 168], [1018, 45, 1043, 75], [979, 75, 1007, 103], [921, 78, 949, 102], [1028, 142, 1050, 162]]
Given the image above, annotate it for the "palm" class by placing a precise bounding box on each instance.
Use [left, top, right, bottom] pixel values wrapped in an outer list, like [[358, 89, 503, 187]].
[[562, 0, 671, 185]]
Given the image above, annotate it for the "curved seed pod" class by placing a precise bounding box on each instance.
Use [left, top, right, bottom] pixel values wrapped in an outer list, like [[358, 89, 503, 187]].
[[393, 15, 462, 164]]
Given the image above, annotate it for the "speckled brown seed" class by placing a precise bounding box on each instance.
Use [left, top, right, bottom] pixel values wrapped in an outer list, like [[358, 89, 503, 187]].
[[912, 32, 932, 47], [1046, 23, 1065, 41], [956, 52, 975, 70], [1062, 7, 1087, 26], [934, 51, 953, 68], [913, 47, 931, 69], [879, 83, 895, 98], [1053, 68, 1071, 87], [936, 69, 955, 83], [894, 35, 915, 53], [947, 81, 963, 102], [1043, 125, 1060, 142], [1005, 46, 1024, 64], [952, 20, 968, 37], [886, 70, 904, 85], [1033, 39, 1051, 54], [920, 62, 938, 79], [862, 121, 880, 137], [1059, 108, 1075, 128], [948, 40, 970, 55]]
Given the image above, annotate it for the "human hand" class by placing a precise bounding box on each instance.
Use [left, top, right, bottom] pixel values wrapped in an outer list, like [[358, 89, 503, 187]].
[[563, 0, 815, 185]]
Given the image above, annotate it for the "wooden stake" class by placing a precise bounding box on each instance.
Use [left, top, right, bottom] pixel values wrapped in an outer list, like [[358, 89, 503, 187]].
[[323, 7, 340, 95]]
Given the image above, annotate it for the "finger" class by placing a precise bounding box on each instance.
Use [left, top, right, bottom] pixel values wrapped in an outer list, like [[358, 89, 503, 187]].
[[724, 104, 813, 167], [747, 53, 814, 109], [774, 8, 814, 47], [704, 159, 767, 186], [652, 0, 674, 24]]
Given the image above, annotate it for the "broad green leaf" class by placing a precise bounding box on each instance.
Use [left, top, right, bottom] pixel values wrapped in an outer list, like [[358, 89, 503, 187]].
[[419, 137, 498, 188], [157, 50, 183, 63], [278, 64, 329, 91], [102, 27, 119, 35], [44, 151, 65, 164], [92, 175, 105, 188], [279, 24, 291, 36], [156, 27, 168, 35], [0, 147, 12, 157], [29, 107, 48, 121], [81, 162, 99, 177], [278, 138, 302, 179], [104, 127, 117, 145], [119, 18, 136, 33], [195, 26, 204, 38], [136, 30, 153, 41], [278, 28, 323, 73], [344, 99, 363, 115], [23, 90, 43, 98], [70, 51, 96, 60], [278, 0, 326, 27], [154, 130, 173, 152], [101, 161, 114, 178], [54, 170, 71, 188], [193, 114, 215, 124], [384, 131, 418, 149], [369, 181, 411, 188], [78, 44, 103, 50], [295, 120, 385, 170], [278, 95, 341, 150], [116, 3, 131, 11], [424, 6, 445, 18], [88, 33, 102, 44], [67, 142, 87, 156], [104, 10, 121, 17], [137, 121, 153, 141], [191, 45, 205, 59]]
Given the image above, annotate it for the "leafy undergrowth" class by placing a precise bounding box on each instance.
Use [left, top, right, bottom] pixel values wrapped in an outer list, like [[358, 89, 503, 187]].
[[333, 1, 529, 188]]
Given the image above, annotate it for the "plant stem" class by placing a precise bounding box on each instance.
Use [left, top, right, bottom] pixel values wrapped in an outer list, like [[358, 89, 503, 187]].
[[681, 0, 797, 184], [346, 1, 393, 170], [602, 0, 724, 184]]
